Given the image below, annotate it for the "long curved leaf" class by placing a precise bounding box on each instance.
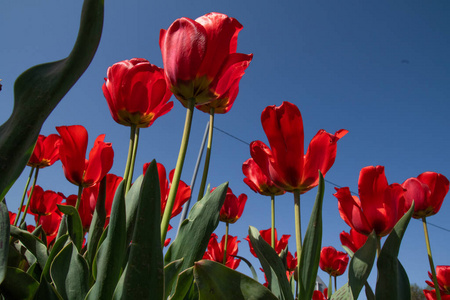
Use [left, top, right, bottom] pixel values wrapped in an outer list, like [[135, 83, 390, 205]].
[[57, 204, 84, 252], [0, 0, 104, 200], [0, 201, 9, 284], [9, 225, 48, 269], [0, 267, 39, 300]]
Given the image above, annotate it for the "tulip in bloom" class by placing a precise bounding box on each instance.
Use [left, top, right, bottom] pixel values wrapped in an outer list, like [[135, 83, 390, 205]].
[[244, 228, 290, 257], [203, 233, 241, 270], [312, 290, 328, 300], [334, 166, 405, 237], [102, 58, 173, 128], [39, 211, 63, 246], [216, 187, 247, 224], [250, 102, 347, 194], [56, 125, 114, 188], [319, 246, 349, 277], [242, 158, 285, 196], [160, 12, 253, 107], [339, 228, 368, 253], [27, 134, 61, 168], [402, 172, 449, 219], [24, 185, 63, 218], [424, 266, 450, 300]]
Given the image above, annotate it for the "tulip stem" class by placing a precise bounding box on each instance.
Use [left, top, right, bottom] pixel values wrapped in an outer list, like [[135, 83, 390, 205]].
[[376, 237, 381, 258], [75, 185, 83, 211], [328, 274, 333, 298], [271, 194, 275, 249], [126, 127, 140, 192], [20, 168, 40, 226], [293, 190, 302, 296], [197, 108, 215, 201], [223, 222, 229, 265], [14, 167, 35, 226], [334, 276, 337, 293], [161, 98, 195, 245], [123, 124, 137, 194], [422, 217, 441, 300]]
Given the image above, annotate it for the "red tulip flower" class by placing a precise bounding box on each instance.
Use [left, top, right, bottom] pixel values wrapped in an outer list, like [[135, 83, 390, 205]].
[[424, 266, 450, 299], [339, 228, 368, 253], [160, 12, 253, 107], [27, 134, 61, 168], [9, 212, 16, 225], [102, 58, 173, 128], [242, 158, 285, 196], [319, 246, 349, 277], [143, 162, 191, 219], [39, 211, 62, 246], [56, 125, 114, 188], [103, 174, 123, 226], [402, 172, 449, 219], [244, 228, 290, 257], [65, 191, 95, 232], [24, 185, 63, 217], [203, 233, 241, 270], [250, 102, 347, 194], [334, 166, 405, 237], [216, 187, 247, 224], [312, 290, 327, 300]]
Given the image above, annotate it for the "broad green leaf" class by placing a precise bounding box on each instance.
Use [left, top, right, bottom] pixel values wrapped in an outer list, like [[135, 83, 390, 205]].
[[57, 204, 84, 252], [330, 283, 352, 300], [85, 181, 127, 300], [41, 234, 69, 282], [86, 176, 107, 266], [0, 0, 104, 200], [348, 231, 377, 299], [0, 266, 39, 300], [169, 267, 194, 300], [34, 278, 63, 300], [124, 175, 144, 244], [113, 160, 164, 300], [164, 258, 184, 298], [51, 242, 89, 300], [9, 225, 48, 269], [375, 203, 414, 300], [193, 259, 278, 300], [248, 226, 293, 300], [164, 183, 228, 273], [233, 255, 258, 282], [299, 172, 324, 300], [0, 201, 9, 284]]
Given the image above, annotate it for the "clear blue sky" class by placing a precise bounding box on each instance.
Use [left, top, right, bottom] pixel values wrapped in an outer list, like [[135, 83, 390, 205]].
[[1, 0, 449, 291]]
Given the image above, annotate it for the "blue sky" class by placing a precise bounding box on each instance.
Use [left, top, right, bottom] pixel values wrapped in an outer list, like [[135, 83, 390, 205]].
[[1, 0, 450, 291]]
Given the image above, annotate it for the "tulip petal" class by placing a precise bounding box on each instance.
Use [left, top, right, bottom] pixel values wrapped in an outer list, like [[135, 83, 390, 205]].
[[418, 172, 449, 215], [57, 125, 88, 185], [335, 187, 372, 235]]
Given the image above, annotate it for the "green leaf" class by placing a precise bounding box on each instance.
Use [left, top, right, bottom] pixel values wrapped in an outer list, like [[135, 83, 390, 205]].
[[193, 259, 278, 300], [86, 176, 107, 267], [375, 203, 414, 300], [164, 258, 184, 298], [299, 172, 325, 300], [0, 267, 39, 300], [248, 226, 293, 300], [41, 234, 69, 283], [169, 267, 194, 300], [9, 225, 48, 269], [34, 278, 63, 300], [112, 160, 164, 300], [232, 255, 258, 282], [124, 175, 144, 245], [348, 231, 377, 299], [57, 204, 84, 252], [164, 183, 228, 274], [85, 181, 127, 300], [330, 283, 352, 300], [0, 201, 10, 284], [0, 0, 104, 200], [51, 242, 89, 300]]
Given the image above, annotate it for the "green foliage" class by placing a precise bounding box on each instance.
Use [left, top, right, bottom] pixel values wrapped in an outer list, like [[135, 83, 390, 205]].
[[57, 204, 84, 252], [0, 267, 39, 299], [0, 202, 10, 284], [410, 283, 427, 300]]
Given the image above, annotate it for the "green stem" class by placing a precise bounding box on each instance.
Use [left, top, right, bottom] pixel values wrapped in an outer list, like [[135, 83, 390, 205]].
[[223, 222, 229, 265], [126, 127, 140, 192], [334, 276, 337, 293], [20, 168, 40, 226], [123, 124, 137, 194], [423, 217, 441, 300], [161, 99, 195, 245], [376, 236, 381, 258], [271, 194, 275, 249], [197, 108, 214, 201], [328, 274, 333, 298], [293, 190, 302, 297], [14, 167, 35, 226], [75, 185, 83, 211]]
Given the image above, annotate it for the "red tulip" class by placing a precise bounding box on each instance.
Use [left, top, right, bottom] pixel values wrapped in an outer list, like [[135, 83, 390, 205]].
[[56, 125, 114, 188], [242, 158, 285, 196], [27, 134, 61, 168], [250, 102, 347, 193], [312, 290, 327, 300], [38, 211, 62, 246], [9, 212, 16, 225], [423, 290, 450, 300], [25, 185, 63, 217], [244, 228, 290, 257], [203, 233, 241, 270], [402, 172, 449, 219], [216, 187, 247, 224], [334, 166, 405, 237], [339, 228, 368, 253], [160, 12, 253, 107], [102, 58, 173, 128], [319, 246, 349, 277], [65, 191, 95, 232], [143, 162, 191, 218], [103, 174, 123, 226], [425, 266, 450, 297]]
